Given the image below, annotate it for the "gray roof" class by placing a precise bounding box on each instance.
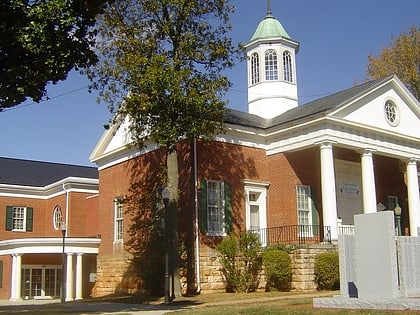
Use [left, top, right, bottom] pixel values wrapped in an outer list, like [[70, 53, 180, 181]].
[[227, 76, 394, 129], [0, 157, 98, 187]]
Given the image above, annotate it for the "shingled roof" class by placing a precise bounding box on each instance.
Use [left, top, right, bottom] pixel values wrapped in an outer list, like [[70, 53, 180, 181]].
[[227, 75, 394, 129], [0, 157, 98, 187]]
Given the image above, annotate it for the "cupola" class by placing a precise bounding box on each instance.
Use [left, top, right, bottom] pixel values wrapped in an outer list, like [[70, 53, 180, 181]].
[[245, 2, 299, 118]]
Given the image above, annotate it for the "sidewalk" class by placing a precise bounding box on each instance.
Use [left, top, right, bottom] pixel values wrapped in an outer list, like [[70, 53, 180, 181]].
[[0, 291, 335, 314]]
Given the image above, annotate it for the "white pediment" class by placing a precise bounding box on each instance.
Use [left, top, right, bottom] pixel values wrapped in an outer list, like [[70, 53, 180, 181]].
[[89, 116, 134, 166], [330, 77, 420, 140]]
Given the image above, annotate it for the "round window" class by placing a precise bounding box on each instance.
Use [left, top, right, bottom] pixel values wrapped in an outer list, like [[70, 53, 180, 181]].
[[53, 205, 63, 230], [383, 100, 399, 126]]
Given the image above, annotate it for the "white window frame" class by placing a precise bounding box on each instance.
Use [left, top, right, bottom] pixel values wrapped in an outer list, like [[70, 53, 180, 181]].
[[250, 52, 260, 85], [206, 180, 226, 236], [283, 50, 293, 82], [265, 49, 278, 80], [296, 185, 313, 237], [114, 197, 124, 242], [244, 180, 269, 246], [52, 205, 63, 230], [12, 206, 27, 232]]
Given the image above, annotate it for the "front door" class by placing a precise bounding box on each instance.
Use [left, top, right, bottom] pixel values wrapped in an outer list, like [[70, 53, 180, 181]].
[[21, 266, 61, 299], [245, 183, 268, 246]]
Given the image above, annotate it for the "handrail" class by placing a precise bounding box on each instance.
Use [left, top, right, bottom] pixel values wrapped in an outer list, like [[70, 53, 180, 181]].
[[250, 225, 331, 246]]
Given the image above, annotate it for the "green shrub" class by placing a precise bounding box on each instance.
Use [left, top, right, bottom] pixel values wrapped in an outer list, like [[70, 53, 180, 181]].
[[262, 249, 292, 291], [217, 231, 262, 293], [314, 252, 340, 290]]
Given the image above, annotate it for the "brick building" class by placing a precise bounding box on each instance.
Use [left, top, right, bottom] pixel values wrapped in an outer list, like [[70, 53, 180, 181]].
[[89, 9, 420, 296], [0, 158, 100, 300], [0, 7, 419, 300]]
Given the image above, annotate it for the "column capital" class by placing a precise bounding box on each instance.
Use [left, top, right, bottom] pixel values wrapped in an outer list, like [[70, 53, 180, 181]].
[[407, 157, 419, 164], [360, 148, 377, 155], [316, 140, 337, 148]]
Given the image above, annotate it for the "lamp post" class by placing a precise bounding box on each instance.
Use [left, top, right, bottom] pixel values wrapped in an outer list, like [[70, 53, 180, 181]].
[[394, 204, 402, 236], [61, 223, 67, 303], [162, 187, 171, 304]]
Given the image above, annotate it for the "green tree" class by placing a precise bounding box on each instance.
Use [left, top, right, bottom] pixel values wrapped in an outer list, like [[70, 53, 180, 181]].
[[0, 0, 111, 109], [89, 0, 238, 295], [366, 25, 420, 100]]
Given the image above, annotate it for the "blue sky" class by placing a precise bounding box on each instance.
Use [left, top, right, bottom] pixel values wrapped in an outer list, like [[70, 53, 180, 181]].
[[0, 0, 418, 166]]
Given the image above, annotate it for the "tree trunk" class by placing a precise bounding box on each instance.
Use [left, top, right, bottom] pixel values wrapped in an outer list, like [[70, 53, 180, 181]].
[[166, 150, 182, 297]]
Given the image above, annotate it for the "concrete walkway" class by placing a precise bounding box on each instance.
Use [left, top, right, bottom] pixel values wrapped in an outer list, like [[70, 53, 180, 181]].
[[0, 291, 335, 314]]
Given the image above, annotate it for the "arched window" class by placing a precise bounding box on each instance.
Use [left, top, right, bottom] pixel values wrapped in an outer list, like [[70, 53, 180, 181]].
[[250, 53, 260, 85], [265, 49, 278, 80], [283, 51, 293, 82]]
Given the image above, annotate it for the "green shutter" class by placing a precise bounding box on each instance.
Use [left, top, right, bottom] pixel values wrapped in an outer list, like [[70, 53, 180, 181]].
[[199, 180, 208, 233], [311, 189, 319, 235], [26, 207, 33, 232], [5, 206, 13, 231], [224, 182, 233, 234]]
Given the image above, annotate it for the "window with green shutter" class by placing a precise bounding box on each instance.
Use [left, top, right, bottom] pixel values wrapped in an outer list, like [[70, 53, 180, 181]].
[[200, 180, 232, 236], [5, 206, 33, 232]]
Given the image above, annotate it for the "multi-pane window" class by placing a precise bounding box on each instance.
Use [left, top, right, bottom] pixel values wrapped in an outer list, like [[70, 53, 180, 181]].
[[114, 197, 124, 242], [297, 186, 313, 236], [13, 207, 25, 230], [384, 100, 399, 126], [283, 51, 293, 82], [52, 205, 63, 230], [5, 206, 33, 232], [207, 181, 225, 235], [265, 49, 278, 80], [250, 53, 260, 85], [200, 180, 232, 236]]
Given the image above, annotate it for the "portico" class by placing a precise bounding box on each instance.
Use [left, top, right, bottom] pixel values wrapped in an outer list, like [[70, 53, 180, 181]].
[[0, 237, 100, 301]]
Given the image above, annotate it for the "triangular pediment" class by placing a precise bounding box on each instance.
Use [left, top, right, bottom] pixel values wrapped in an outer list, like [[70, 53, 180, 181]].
[[329, 76, 420, 140], [89, 116, 134, 166]]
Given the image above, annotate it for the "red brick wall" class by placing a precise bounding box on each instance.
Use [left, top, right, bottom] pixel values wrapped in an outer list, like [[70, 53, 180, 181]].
[[86, 195, 99, 237], [0, 255, 12, 300]]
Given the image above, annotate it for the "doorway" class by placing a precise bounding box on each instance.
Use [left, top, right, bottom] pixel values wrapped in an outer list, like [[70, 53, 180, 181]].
[[21, 266, 61, 299]]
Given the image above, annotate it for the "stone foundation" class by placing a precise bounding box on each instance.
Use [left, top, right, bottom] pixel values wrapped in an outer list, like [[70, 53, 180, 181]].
[[291, 245, 337, 291], [92, 253, 142, 297], [92, 244, 337, 296], [198, 244, 337, 293]]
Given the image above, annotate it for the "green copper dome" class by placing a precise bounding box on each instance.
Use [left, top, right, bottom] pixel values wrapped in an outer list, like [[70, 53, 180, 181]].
[[249, 13, 290, 42]]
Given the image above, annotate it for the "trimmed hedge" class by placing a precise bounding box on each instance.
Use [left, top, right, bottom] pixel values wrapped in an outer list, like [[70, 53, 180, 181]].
[[262, 249, 292, 291], [314, 252, 340, 290]]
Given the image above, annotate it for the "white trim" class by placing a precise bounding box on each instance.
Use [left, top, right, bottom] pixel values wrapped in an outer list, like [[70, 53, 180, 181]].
[[0, 237, 100, 255], [0, 177, 98, 199], [244, 181, 268, 246]]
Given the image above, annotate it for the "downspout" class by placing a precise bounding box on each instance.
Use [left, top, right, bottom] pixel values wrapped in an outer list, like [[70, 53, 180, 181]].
[[63, 182, 69, 237], [193, 138, 201, 293]]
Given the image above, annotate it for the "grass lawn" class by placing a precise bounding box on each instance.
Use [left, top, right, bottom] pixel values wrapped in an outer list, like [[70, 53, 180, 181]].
[[166, 291, 420, 315]]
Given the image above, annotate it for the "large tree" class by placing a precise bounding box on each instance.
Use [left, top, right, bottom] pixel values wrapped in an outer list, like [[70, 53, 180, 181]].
[[366, 25, 420, 100], [89, 0, 238, 295], [0, 0, 111, 109]]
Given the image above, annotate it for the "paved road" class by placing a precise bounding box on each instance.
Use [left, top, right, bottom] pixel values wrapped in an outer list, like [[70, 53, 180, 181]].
[[0, 291, 335, 314], [0, 299, 183, 314]]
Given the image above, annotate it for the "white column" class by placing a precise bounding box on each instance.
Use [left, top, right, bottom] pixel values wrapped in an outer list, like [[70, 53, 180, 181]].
[[10, 254, 22, 301], [75, 254, 83, 300], [10, 255, 17, 300], [65, 253, 74, 301], [407, 159, 420, 236], [361, 149, 377, 213], [15, 254, 22, 300], [320, 142, 338, 241]]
